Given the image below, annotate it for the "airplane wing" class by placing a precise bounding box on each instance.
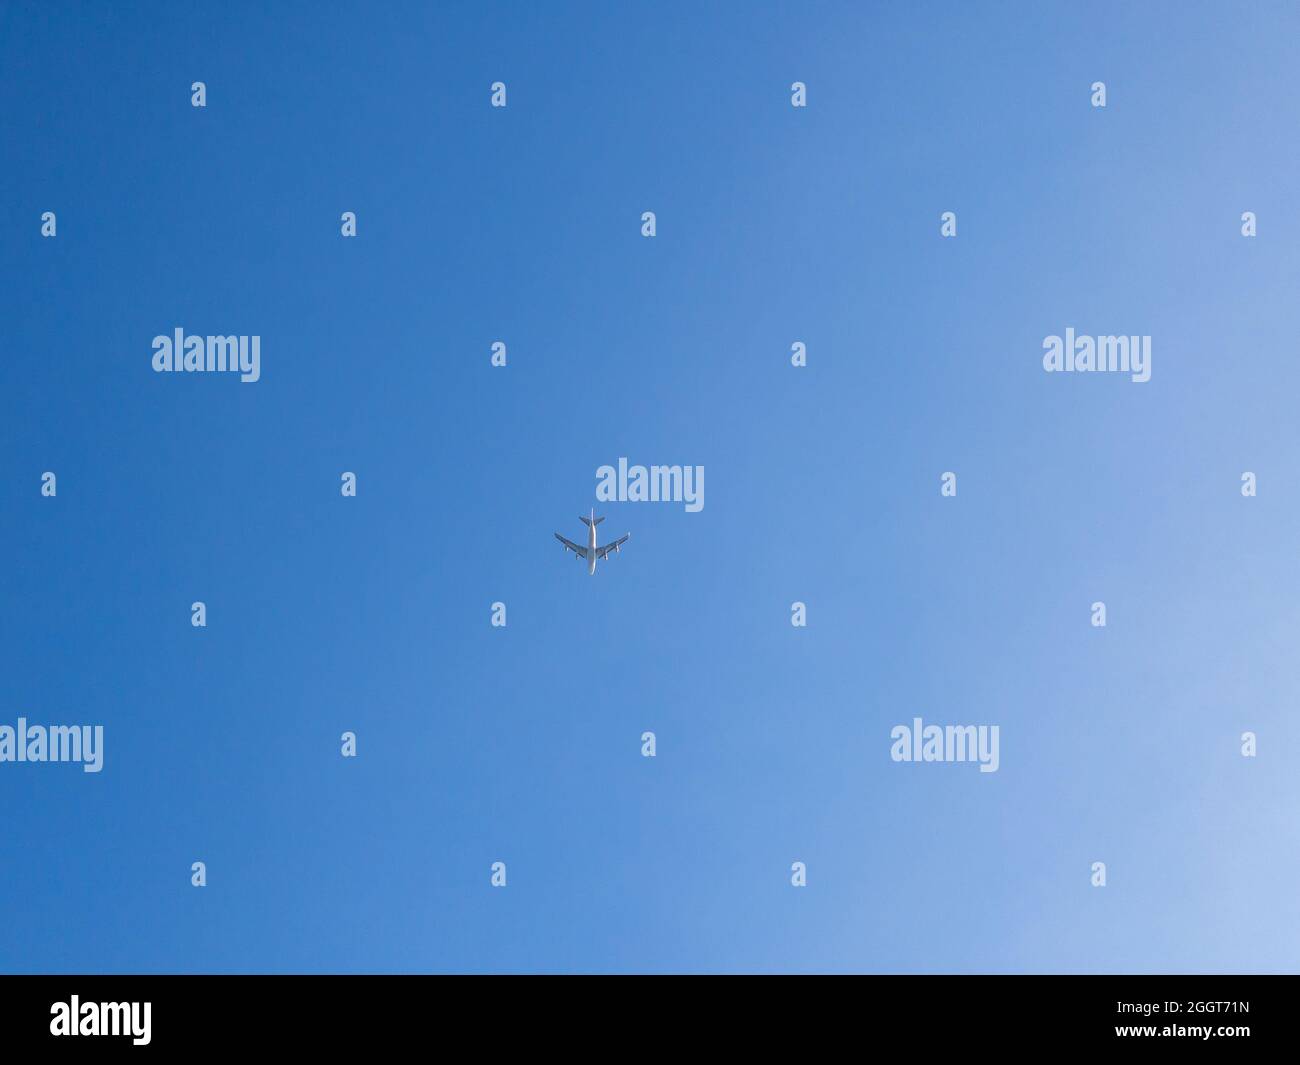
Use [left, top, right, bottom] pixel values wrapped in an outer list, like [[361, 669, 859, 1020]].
[[555, 533, 588, 559], [596, 534, 629, 561]]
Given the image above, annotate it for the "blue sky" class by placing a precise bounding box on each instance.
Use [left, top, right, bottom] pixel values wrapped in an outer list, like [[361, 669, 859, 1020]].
[[3, 1, 1299, 973]]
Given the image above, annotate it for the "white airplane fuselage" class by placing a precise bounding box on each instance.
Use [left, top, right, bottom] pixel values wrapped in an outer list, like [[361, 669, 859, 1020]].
[[555, 509, 629, 575]]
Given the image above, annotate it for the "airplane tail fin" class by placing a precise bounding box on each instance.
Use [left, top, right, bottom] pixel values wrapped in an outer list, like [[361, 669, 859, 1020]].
[[580, 514, 605, 528]]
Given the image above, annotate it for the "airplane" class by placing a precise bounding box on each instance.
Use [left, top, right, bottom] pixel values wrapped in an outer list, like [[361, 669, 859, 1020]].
[[555, 509, 630, 575]]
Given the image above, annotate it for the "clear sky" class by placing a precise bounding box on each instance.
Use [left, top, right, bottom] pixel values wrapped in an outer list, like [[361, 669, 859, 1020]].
[[3, 1, 1299, 973]]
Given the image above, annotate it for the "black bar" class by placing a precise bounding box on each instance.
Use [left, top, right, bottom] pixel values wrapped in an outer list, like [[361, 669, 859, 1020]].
[[0, 975, 1289, 1052]]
